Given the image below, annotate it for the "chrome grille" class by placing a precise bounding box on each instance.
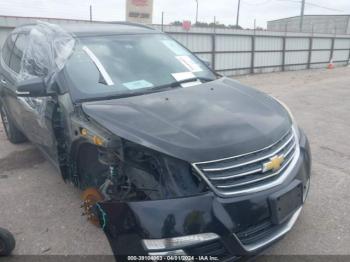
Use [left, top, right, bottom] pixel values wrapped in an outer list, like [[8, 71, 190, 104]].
[[193, 128, 299, 197]]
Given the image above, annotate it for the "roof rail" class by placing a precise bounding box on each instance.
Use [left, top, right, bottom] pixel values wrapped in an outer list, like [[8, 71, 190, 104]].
[[105, 21, 156, 30]]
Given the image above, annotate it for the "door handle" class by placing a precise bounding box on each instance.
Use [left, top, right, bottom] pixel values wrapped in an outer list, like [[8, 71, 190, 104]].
[[0, 79, 7, 85]]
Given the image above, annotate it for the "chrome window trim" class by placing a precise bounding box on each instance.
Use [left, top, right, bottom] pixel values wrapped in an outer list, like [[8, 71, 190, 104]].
[[192, 127, 300, 197], [233, 207, 302, 252], [82, 46, 114, 86]]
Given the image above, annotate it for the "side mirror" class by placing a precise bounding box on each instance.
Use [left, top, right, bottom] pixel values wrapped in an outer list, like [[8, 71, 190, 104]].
[[16, 78, 48, 97]]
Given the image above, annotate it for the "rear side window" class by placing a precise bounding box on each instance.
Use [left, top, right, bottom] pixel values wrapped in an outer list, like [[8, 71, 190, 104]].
[[9, 34, 26, 73], [1, 34, 16, 67]]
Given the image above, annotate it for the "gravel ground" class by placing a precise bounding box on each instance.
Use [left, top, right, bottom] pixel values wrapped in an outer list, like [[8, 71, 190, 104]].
[[0, 67, 349, 257]]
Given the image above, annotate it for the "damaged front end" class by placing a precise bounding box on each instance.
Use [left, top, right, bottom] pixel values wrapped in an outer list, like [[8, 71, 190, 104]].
[[68, 114, 211, 254], [69, 107, 311, 259], [96, 140, 209, 202], [75, 124, 210, 217]]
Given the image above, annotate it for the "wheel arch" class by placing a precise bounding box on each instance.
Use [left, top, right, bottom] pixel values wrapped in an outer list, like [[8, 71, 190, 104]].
[[69, 139, 108, 190]]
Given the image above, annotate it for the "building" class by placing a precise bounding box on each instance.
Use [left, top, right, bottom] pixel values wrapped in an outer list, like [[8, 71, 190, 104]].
[[268, 15, 350, 35], [126, 0, 153, 24]]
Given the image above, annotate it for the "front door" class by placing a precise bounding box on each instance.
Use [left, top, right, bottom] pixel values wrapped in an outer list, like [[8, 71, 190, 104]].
[[2, 32, 58, 162]]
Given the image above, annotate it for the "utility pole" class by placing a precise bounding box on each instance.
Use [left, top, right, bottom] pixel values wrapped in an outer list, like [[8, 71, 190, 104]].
[[299, 0, 305, 32], [161, 12, 164, 32], [214, 16, 216, 33], [236, 0, 241, 27], [254, 19, 256, 31], [195, 0, 199, 24], [89, 4, 93, 22]]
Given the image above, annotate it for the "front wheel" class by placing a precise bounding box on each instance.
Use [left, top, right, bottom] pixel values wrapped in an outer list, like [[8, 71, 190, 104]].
[[0, 104, 27, 144]]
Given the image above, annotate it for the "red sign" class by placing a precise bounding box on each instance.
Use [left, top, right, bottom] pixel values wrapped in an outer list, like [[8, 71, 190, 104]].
[[132, 0, 148, 6], [182, 20, 192, 31]]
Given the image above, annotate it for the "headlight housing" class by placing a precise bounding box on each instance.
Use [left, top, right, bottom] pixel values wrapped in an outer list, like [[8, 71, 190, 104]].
[[122, 140, 209, 200]]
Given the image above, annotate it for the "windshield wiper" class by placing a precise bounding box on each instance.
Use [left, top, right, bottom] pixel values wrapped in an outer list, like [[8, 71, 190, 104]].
[[150, 77, 215, 92], [171, 77, 214, 87], [78, 77, 217, 103]]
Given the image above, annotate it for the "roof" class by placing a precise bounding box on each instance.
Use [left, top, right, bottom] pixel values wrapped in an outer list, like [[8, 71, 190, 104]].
[[14, 22, 158, 37], [62, 22, 157, 36], [268, 14, 350, 23]]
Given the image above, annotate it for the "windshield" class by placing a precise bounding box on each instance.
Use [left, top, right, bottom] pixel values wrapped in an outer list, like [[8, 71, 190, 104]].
[[64, 34, 216, 101]]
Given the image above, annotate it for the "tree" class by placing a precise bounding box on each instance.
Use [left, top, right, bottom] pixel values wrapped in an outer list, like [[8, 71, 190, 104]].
[[255, 26, 264, 31], [170, 21, 182, 26], [228, 24, 243, 30]]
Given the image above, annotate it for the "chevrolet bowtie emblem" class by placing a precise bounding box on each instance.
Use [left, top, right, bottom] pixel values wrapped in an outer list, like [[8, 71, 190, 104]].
[[262, 155, 285, 173]]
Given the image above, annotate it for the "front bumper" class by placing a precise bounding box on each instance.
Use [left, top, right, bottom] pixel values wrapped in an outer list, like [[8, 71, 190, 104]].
[[99, 129, 312, 259]]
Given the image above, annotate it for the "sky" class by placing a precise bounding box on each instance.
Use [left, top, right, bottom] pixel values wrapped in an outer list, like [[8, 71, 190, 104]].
[[0, 0, 349, 29]]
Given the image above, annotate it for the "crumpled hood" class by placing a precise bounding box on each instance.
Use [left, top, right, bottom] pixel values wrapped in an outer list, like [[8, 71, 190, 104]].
[[82, 77, 291, 163]]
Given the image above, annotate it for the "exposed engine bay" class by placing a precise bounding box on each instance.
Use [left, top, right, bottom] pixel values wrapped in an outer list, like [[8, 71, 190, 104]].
[[75, 134, 209, 227], [79, 140, 208, 203]]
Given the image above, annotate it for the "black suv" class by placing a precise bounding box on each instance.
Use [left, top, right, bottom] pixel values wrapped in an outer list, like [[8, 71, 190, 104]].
[[0, 22, 311, 259]]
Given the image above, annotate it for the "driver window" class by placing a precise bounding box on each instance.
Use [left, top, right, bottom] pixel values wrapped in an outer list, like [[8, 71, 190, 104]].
[[9, 33, 26, 74], [1, 34, 16, 67]]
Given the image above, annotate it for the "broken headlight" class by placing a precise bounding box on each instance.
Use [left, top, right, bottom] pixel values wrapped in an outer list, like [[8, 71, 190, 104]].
[[121, 140, 209, 200]]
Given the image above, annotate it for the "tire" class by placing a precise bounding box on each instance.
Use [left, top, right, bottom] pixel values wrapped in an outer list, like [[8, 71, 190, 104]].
[[0, 228, 16, 256], [0, 103, 27, 144]]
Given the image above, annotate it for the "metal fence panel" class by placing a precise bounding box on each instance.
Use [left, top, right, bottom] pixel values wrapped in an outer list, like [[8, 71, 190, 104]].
[[255, 52, 282, 67], [216, 53, 251, 70], [312, 38, 332, 49], [170, 33, 212, 53], [285, 65, 307, 71], [165, 28, 350, 75], [285, 51, 309, 65], [1, 20, 350, 77], [221, 69, 251, 76], [196, 53, 213, 65], [215, 35, 251, 51], [255, 36, 283, 51], [286, 38, 309, 50], [254, 67, 281, 74], [311, 51, 331, 63], [333, 50, 349, 61], [334, 39, 350, 49]]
